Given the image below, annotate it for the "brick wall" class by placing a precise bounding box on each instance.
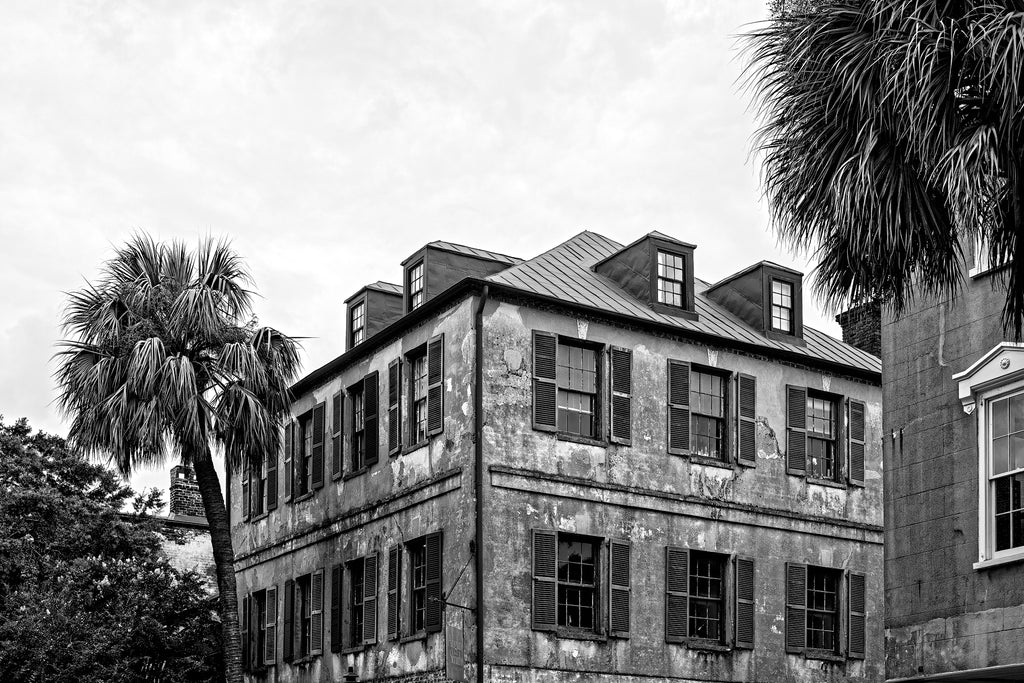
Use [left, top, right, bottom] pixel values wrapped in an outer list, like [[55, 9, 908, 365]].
[[169, 465, 206, 517], [836, 300, 882, 357]]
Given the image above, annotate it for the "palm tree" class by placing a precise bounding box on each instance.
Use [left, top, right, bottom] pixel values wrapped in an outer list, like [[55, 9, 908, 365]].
[[745, 1, 1024, 336], [55, 234, 301, 682]]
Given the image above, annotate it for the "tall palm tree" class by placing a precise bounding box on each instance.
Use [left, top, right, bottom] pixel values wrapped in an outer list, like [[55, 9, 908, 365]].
[[745, 1, 1024, 336], [55, 234, 300, 682]]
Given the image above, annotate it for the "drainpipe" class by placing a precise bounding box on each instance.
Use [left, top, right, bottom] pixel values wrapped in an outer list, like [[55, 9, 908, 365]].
[[474, 285, 488, 683]]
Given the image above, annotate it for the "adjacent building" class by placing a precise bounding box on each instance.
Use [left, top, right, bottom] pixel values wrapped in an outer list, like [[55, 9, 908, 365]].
[[232, 230, 884, 682]]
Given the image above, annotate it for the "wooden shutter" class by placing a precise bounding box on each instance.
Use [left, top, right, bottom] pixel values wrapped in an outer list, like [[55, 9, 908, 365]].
[[427, 334, 444, 436], [292, 578, 302, 658], [283, 421, 294, 502], [387, 546, 401, 639], [250, 592, 260, 669], [785, 562, 807, 653], [241, 593, 250, 671], [424, 531, 444, 632], [388, 359, 402, 455], [667, 361, 691, 455], [531, 529, 557, 630], [267, 446, 278, 511], [264, 586, 278, 664], [734, 556, 755, 649], [848, 399, 866, 486], [331, 393, 343, 478], [283, 579, 294, 662], [609, 539, 631, 637], [665, 546, 688, 642], [532, 332, 558, 431], [364, 372, 379, 466], [609, 347, 632, 444], [241, 461, 251, 522], [310, 569, 324, 654], [848, 571, 866, 659], [362, 553, 379, 644], [291, 418, 301, 499], [311, 402, 325, 489], [330, 564, 342, 652], [786, 386, 807, 475], [737, 374, 757, 467]]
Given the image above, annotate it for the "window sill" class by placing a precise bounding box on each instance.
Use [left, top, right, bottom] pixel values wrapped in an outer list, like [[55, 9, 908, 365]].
[[974, 552, 1024, 570], [401, 440, 429, 455], [555, 433, 607, 448], [248, 512, 269, 523], [554, 627, 607, 642], [687, 639, 731, 653], [650, 302, 699, 321], [804, 650, 845, 663], [688, 455, 735, 471], [765, 329, 806, 346], [288, 654, 320, 665], [970, 260, 1010, 279], [805, 477, 846, 490], [399, 632, 428, 645], [339, 644, 369, 655], [342, 468, 369, 482], [292, 491, 315, 504]]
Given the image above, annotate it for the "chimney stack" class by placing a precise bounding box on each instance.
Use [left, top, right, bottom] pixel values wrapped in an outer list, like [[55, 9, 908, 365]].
[[836, 300, 882, 358], [169, 465, 206, 518]]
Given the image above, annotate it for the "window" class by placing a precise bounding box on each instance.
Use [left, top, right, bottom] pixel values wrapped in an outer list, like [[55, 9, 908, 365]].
[[991, 391, 1024, 552], [556, 342, 599, 438], [344, 554, 378, 647], [411, 352, 428, 444], [409, 538, 427, 633], [296, 412, 313, 496], [387, 532, 442, 639], [557, 535, 597, 630], [408, 261, 424, 310], [770, 279, 794, 332], [657, 250, 686, 308], [786, 386, 856, 484], [298, 574, 312, 657], [806, 566, 839, 653], [244, 455, 267, 518], [243, 588, 272, 671], [351, 385, 365, 470], [806, 394, 837, 480], [690, 369, 726, 461], [665, 548, 754, 649], [785, 562, 863, 659], [688, 551, 725, 642], [349, 560, 365, 648], [351, 301, 365, 346]]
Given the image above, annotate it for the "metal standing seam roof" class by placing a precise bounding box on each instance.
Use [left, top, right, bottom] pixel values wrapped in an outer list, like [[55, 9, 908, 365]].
[[485, 231, 881, 375], [366, 281, 403, 295], [427, 240, 523, 265]]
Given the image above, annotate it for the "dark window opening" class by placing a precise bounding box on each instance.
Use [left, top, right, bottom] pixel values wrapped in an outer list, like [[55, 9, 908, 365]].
[[556, 342, 598, 438], [351, 301, 366, 346], [409, 538, 427, 633], [806, 566, 839, 653], [771, 279, 794, 333], [297, 574, 312, 658], [806, 394, 837, 480], [351, 386, 365, 470], [409, 262, 424, 310], [297, 412, 313, 496], [688, 551, 725, 642], [690, 369, 726, 461], [992, 390, 1024, 551], [557, 535, 597, 630], [253, 589, 268, 667], [657, 250, 686, 308], [411, 352, 428, 444], [349, 560, 364, 647]]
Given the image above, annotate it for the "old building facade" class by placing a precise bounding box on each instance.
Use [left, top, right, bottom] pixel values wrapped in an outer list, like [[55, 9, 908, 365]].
[[232, 231, 883, 683], [884, 244, 1024, 681]]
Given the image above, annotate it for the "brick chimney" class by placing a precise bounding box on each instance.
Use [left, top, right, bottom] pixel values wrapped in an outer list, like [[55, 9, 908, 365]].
[[169, 465, 206, 518], [836, 300, 882, 358]]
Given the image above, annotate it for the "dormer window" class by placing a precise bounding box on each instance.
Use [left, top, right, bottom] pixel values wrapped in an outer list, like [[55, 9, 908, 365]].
[[350, 300, 366, 346], [408, 261, 425, 310], [770, 279, 794, 333], [657, 251, 686, 308]]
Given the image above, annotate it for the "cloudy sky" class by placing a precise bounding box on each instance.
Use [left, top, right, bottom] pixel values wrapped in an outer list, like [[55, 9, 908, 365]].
[[1, 0, 832, 501]]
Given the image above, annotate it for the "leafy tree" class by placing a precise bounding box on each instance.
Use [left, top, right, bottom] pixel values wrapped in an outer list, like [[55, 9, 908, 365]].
[[0, 417, 222, 682], [54, 236, 301, 682], [745, 1, 1024, 335]]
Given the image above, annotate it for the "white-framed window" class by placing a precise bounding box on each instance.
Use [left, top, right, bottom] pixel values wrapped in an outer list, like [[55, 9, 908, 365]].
[[969, 235, 1011, 279]]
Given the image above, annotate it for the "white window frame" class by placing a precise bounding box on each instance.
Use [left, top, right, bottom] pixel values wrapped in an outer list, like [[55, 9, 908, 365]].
[[969, 235, 1010, 279]]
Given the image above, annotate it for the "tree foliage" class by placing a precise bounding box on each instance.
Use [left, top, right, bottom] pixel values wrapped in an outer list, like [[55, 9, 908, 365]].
[[746, 1, 1024, 336], [0, 417, 222, 682]]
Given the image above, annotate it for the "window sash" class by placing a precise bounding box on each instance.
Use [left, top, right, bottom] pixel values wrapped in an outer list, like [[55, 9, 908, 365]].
[[409, 263, 424, 308], [350, 562, 364, 647], [805, 567, 839, 653], [556, 536, 598, 630]]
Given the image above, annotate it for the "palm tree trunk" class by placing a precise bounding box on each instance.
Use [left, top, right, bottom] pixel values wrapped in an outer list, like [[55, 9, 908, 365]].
[[192, 452, 243, 683]]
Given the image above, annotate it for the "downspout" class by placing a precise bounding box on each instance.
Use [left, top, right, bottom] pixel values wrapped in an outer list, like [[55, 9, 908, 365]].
[[474, 285, 488, 683]]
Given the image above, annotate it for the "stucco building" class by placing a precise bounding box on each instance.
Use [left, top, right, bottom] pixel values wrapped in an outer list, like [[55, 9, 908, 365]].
[[232, 231, 883, 682], [884, 244, 1024, 681]]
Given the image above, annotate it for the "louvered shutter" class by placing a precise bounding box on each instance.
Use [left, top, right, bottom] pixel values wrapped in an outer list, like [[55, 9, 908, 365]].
[[785, 562, 807, 653], [609, 539, 631, 637], [734, 556, 755, 649], [848, 571, 866, 659], [283, 579, 294, 662], [249, 592, 260, 669], [310, 569, 324, 654], [330, 564, 342, 652], [241, 461, 251, 521], [425, 531, 444, 633], [427, 334, 444, 436], [532, 332, 558, 431], [292, 578, 302, 658], [388, 359, 402, 455], [283, 422, 294, 502], [609, 347, 632, 444], [291, 418, 301, 499], [267, 444, 278, 511], [737, 374, 757, 467], [311, 402, 325, 489], [362, 554, 379, 644], [387, 546, 401, 639], [667, 361, 691, 454], [364, 372, 379, 466], [665, 546, 688, 642], [786, 386, 807, 475], [531, 529, 557, 630], [264, 586, 278, 664], [331, 393, 343, 478], [241, 593, 250, 671], [848, 399, 866, 486]]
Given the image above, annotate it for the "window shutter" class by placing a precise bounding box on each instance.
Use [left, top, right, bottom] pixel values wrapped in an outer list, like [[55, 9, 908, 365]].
[[283, 422, 294, 502], [737, 374, 757, 467], [364, 372, 380, 466], [665, 546, 688, 642], [609, 347, 632, 444], [531, 529, 557, 630], [425, 531, 444, 632], [311, 402, 325, 489], [667, 361, 691, 455], [388, 359, 402, 455], [848, 399, 866, 486], [283, 579, 294, 662], [387, 546, 401, 640], [264, 586, 278, 664], [292, 578, 302, 658], [331, 393, 343, 478], [330, 564, 342, 652], [848, 571, 866, 659], [609, 539, 631, 637], [291, 418, 301, 499], [786, 386, 807, 475], [241, 594, 250, 671], [241, 461, 251, 522], [362, 554, 379, 644], [427, 334, 444, 436], [734, 556, 755, 649], [532, 332, 558, 432], [785, 562, 807, 653], [267, 445, 278, 511], [249, 592, 260, 670], [310, 569, 324, 654]]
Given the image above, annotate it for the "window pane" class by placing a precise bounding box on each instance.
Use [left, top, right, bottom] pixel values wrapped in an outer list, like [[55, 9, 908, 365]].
[[997, 512, 1012, 550], [994, 398, 1010, 438], [1014, 433, 1024, 472], [1012, 394, 1024, 433], [993, 436, 1011, 475]]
